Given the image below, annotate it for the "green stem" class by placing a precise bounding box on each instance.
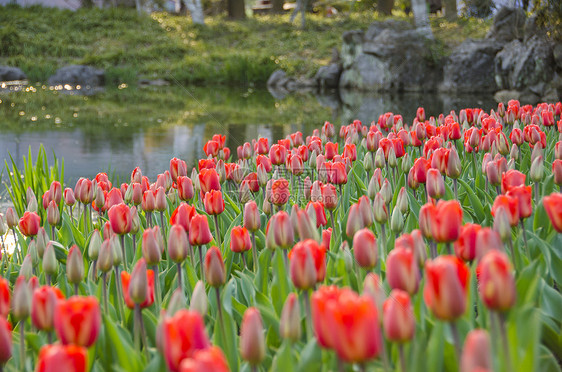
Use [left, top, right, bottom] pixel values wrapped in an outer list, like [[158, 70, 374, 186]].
[[137, 304, 149, 359], [114, 266, 125, 325], [251, 232, 258, 272], [302, 289, 313, 340], [449, 321, 461, 364], [19, 322, 25, 371], [399, 344, 407, 372], [198, 246, 205, 282], [120, 234, 128, 271], [498, 312, 514, 372], [241, 252, 247, 269], [134, 304, 141, 353], [152, 264, 161, 310], [520, 219, 529, 259], [214, 215, 221, 249], [177, 262, 183, 292], [102, 272, 108, 314]]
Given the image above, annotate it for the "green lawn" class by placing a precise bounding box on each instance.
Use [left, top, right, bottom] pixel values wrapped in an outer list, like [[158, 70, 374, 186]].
[[0, 5, 491, 86]]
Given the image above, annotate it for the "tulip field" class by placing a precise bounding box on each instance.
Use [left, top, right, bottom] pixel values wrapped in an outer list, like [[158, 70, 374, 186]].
[[2, 100, 562, 372]]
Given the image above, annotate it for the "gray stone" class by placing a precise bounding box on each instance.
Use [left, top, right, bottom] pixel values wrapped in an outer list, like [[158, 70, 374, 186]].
[[339, 54, 387, 91], [519, 89, 541, 105], [494, 89, 521, 103], [441, 38, 502, 93], [48, 65, 104, 87], [139, 78, 170, 86], [340, 31, 364, 70], [267, 69, 287, 88], [523, 15, 541, 43], [487, 7, 525, 42], [315, 63, 341, 89], [0, 66, 26, 81], [553, 44, 562, 70], [494, 35, 555, 95]]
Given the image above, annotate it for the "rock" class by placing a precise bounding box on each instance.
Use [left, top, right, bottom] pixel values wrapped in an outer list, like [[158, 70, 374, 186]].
[[267, 69, 287, 88], [487, 7, 525, 42], [494, 89, 521, 103], [0, 66, 26, 81], [340, 31, 364, 70], [48, 65, 105, 87], [441, 39, 502, 93], [494, 35, 555, 95], [315, 63, 341, 89], [341, 24, 440, 92], [139, 78, 170, 86], [519, 89, 541, 105], [523, 15, 541, 42], [553, 44, 562, 70]]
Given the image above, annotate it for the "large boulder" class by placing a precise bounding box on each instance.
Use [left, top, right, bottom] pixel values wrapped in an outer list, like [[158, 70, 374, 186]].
[[48, 65, 104, 87], [0, 66, 26, 81], [494, 35, 555, 94], [340, 22, 441, 91], [340, 31, 364, 70], [486, 7, 525, 42], [315, 63, 341, 89], [440, 38, 502, 92], [553, 43, 562, 70]]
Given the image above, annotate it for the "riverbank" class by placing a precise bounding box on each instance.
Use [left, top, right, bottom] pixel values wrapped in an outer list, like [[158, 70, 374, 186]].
[[0, 5, 491, 87]]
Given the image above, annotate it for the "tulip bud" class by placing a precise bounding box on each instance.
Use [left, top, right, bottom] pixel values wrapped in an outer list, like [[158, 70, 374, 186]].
[[373, 193, 389, 224], [36, 227, 49, 258], [5, 207, 18, 228], [47, 200, 60, 226], [363, 273, 385, 314], [531, 143, 543, 164], [240, 307, 266, 366], [279, 293, 301, 342], [204, 246, 226, 287], [88, 230, 102, 261], [477, 250, 516, 311], [239, 181, 252, 204], [0, 214, 8, 237], [460, 330, 492, 372], [20, 254, 33, 280], [367, 175, 380, 199], [383, 289, 415, 343], [353, 229, 377, 270], [426, 169, 445, 199], [396, 187, 408, 214], [530, 155, 544, 182], [166, 288, 186, 317], [401, 153, 412, 174], [374, 148, 385, 168], [446, 147, 461, 179], [168, 224, 188, 263], [97, 239, 114, 273], [243, 201, 261, 232], [143, 226, 163, 265], [67, 245, 84, 284], [424, 256, 469, 320], [363, 151, 373, 173], [262, 196, 272, 216], [129, 259, 148, 305], [346, 204, 363, 239], [43, 242, 58, 277], [154, 187, 167, 212], [380, 179, 392, 205], [510, 144, 519, 162], [387, 246, 419, 295], [94, 186, 105, 211], [341, 241, 354, 272], [26, 187, 36, 206], [185, 281, 207, 318], [390, 207, 404, 235], [12, 276, 31, 321]]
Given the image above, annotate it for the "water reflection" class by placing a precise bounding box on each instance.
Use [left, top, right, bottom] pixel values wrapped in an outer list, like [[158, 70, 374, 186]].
[[0, 86, 497, 188]]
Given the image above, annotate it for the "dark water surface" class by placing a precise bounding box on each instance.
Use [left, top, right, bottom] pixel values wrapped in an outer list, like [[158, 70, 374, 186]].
[[0, 85, 496, 197]]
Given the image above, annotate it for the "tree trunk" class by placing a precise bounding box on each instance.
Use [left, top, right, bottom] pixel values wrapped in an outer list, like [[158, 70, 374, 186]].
[[443, 0, 456, 20], [184, 0, 205, 24], [378, 0, 394, 15], [411, 0, 433, 38], [228, 0, 247, 19], [272, 0, 284, 13]]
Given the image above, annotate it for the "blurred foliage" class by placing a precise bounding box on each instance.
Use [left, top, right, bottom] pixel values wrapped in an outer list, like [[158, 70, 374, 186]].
[[0, 5, 490, 86], [532, 0, 562, 41], [461, 0, 493, 18]]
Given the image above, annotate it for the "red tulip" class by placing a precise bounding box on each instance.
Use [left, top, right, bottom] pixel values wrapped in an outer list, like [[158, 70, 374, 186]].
[[346, 204, 364, 239], [477, 250, 516, 312], [501, 169, 526, 194], [48, 181, 62, 206], [306, 201, 327, 228], [321, 228, 332, 251], [0, 317, 11, 365], [203, 140, 220, 157], [108, 203, 132, 235], [162, 310, 210, 372], [426, 168, 445, 199], [170, 157, 188, 182], [243, 201, 261, 232], [54, 296, 101, 347], [271, 178, 290, 206], [265, 211, 294, 249], [269, 144, 287, 165], [321, 184, 338, 210], [170, 203, 197, 232], [460, 330, 492, 372], [424, 256, 470, 321], [506, 185, 532, 219], [352, 229, 377, 270], [383, 289, 415, 342], [32, 286, 65, 331], [36, 344, 88, 372], [168, 224, 189, 263], [543, 193, 562, 233], [430, 200, 463, 243], [203, 190, 225, 216], [553, 160, 562, 186], [412, 157, 430, 184], [19, 211, 41, 237], [240, 307, 266, 365], [189, 214, 213, 246], [0, 278, 9, 318], [204, 246, 226, 287], [454, 223, 481, 262], [491, 195, 519, 227], [324, 142, 338, 160], [475, 228, 502, 258], [230, 226, 251, 253], [179, 346, 230, 372], [288, 239, 326, 289], [386, 246, 419, 295], [121, 266, 155, 309], [329, 161, 347, 185], [279, 293, 301, 341], [177, 176, 194, 201], [198, 168, 221, 194], [142, 190, 156, 212]]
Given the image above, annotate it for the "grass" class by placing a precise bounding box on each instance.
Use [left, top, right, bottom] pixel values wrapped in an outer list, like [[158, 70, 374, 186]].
[[0, 4, 492, 86]]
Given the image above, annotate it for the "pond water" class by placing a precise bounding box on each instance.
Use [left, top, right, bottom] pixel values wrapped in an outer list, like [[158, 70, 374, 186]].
[[0, 84, 497, 200]]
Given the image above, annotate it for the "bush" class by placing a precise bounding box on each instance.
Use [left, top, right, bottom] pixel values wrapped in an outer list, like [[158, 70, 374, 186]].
[[0, 25, 22, 56], [533, 0, 562, 41]]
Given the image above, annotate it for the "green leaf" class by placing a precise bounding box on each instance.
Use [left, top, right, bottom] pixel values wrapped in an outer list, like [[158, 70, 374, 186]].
[[296, 338, 322, 372]]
